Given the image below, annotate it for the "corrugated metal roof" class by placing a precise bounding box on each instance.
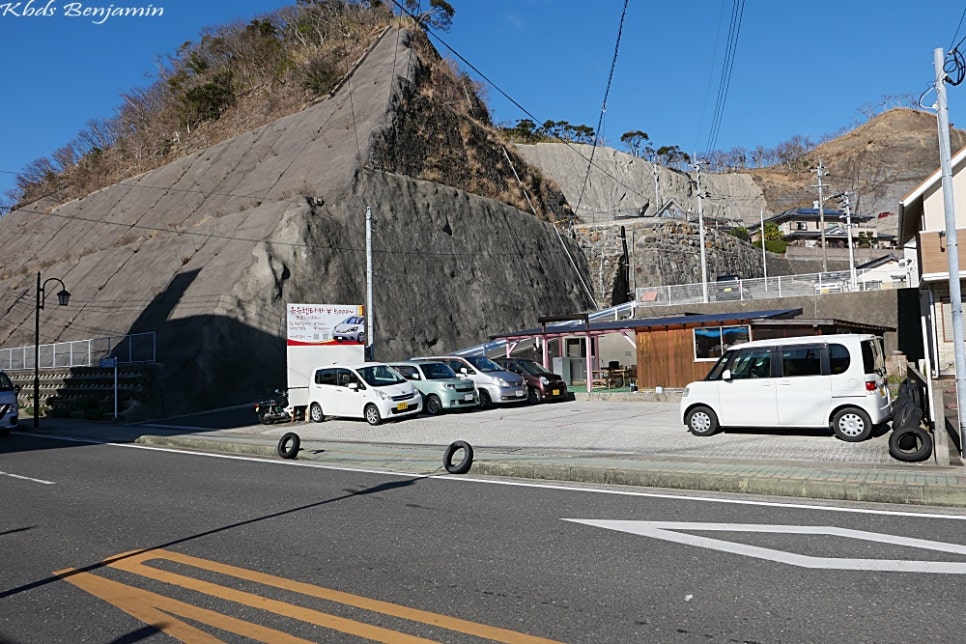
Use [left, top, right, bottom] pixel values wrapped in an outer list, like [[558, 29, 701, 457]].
[[489, 308, 803, 340]]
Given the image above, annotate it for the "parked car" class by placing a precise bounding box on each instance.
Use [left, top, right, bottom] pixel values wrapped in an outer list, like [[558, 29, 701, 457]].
[[412, 355, 526, 409], [0, 370, 20, 435], [333, 315, 366, 343], [713, 274, 751, 301], [387, 361, 479, 415], [307, 362, 421, 425], [680, 333, 892, 441], [493, 357, 569, 404]]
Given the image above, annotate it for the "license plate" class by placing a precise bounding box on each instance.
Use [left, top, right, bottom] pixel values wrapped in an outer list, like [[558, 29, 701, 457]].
[[463, 394, 474, 401], [397, 402, 408, 411], [515, 390, 524, 397], [552, 389, 560, 396]]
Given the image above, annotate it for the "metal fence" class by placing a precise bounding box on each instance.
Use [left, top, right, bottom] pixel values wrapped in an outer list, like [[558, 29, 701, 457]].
[[634, 271, 889, 308], [0, 332, 156, 371]]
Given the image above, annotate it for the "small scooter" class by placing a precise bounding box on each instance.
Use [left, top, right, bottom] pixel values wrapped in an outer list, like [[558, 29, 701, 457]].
[[255, 389, 293, 425]]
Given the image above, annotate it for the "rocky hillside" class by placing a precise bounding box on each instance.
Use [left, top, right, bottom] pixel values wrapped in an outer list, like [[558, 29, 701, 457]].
[[0, 27, 590, 417]]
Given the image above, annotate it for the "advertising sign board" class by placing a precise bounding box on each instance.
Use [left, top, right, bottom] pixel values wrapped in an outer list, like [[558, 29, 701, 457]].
[[286, 304, 365, 409]]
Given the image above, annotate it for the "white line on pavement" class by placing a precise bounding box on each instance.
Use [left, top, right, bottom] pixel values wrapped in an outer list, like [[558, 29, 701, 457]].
[[0, 470, 55, 485]]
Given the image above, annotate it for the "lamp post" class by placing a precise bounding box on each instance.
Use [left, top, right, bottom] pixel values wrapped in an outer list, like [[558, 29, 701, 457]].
[[34, 272, 70, 428]]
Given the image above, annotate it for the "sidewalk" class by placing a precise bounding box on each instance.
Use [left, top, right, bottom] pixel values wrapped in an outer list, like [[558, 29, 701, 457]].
[[14, 397, 966, 508]]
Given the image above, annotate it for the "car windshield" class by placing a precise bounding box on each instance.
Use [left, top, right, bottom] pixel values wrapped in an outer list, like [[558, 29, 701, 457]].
[[704, 351, 734, 381], [419, 362, 457, 379], [358, 365, 406, 387], [0, 373, 13, 391], [465, 356, 503, 372], [340, 316, 364, 326], [517, 360, 550, 376]]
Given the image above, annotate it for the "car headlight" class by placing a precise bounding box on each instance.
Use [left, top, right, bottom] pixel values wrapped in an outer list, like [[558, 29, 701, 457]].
[[682, 386, 690, 398], [495, 377, 510, 387], [539, 376, 549, 385], [373, 388, 390, 400], [444, 383, 456, 389]]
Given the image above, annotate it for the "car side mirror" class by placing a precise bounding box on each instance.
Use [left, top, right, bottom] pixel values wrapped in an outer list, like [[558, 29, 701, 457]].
[[721, 369, 733, 381], [348, 382, 359, 391], [14, 384, 21, 392]]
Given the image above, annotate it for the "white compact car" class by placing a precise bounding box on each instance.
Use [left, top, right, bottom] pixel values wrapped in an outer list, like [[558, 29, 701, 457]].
[[680, 334, 892, 442], [308, 362, 421, 425]]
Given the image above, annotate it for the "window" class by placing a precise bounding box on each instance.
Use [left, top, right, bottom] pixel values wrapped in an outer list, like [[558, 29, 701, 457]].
[[729, 348, 772, 379], [780, 345, 823, 377], [828, 344, 850, 374], [314, 368, 337, 386], [694, 325, 751, 360]]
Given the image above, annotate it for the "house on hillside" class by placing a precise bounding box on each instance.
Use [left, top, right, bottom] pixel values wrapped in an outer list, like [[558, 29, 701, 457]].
[[749, 208, 893, 249], [897, 145, 966, 377]]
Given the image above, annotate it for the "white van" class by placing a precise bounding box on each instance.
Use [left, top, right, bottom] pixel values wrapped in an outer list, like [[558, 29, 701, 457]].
[[0, 370, 19, 434], [308, 362, 422, 426], [680, 334, 892, 442]]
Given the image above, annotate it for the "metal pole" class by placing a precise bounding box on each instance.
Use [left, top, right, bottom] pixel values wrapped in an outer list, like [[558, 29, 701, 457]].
[[843, 193, 857, 290], [33, 272, 41, 429], [934, 47, 966, 453], [695, 161, 709, 303], [814, 160, 829, 273], [760, 208, 768, 291], [365, 206, 374, 361]]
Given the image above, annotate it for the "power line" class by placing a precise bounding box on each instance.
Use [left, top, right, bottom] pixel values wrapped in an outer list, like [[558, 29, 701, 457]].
[[704, 0, 746, 158]]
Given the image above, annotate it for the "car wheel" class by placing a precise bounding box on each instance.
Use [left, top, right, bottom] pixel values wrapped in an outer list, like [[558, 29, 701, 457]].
[[364, 403, 382, 426], [425, 394, 442, 415], [685, 405, 720, 437], [527, 387, 540, 405], [478, 389, 493, 409], [358, 332, 365, 344], [831, 407, 872, 442], [309, 402, 324, 423], [889, 426, 932, 462]]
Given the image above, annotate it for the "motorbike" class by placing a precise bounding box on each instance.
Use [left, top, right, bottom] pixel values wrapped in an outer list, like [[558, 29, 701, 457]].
[[255, 389, 293, 425]]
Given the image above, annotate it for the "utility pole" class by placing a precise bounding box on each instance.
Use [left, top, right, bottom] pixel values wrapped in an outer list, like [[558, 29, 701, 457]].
[[652, 162, 662, 211], [760, 208, 768, 290], [365, 206, 374, 361], [812, 160, 829, 273], [934, 47, 966, 453], [693, 160, 709, 303], [839, 192, 858, 290]]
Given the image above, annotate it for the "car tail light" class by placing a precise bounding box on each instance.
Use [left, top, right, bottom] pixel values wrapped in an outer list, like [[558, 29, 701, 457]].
[[865, 380, 877, 392]]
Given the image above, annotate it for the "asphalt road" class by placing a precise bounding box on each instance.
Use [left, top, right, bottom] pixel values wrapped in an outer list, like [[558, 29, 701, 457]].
[[4, 432, 966, 643]]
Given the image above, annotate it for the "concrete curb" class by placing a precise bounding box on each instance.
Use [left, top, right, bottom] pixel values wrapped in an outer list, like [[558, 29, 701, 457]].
[[137, 434, 966, 508]]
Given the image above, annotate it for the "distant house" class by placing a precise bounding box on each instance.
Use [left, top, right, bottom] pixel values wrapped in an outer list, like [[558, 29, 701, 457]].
[[749, 208, 892, 249], [897, 145, 966, 377]]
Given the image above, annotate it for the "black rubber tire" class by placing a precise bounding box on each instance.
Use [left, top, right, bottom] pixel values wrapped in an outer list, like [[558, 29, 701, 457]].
[[364, 403, 382, 426], [831, 407, 873, 442], [685, 405, 720, 437], [478, 389, 493, 410], [277, 432, 300, 459], [258, 410, 274, 425], [444, 440, 474, 474], [889, 426, 932, 462], [309, 402, 324, 423], [425, 394, 442, 416], [527, 387, 540, 405]]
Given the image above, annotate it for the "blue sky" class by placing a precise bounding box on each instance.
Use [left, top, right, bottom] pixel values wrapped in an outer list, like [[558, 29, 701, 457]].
[[2, 1, 965, 204]]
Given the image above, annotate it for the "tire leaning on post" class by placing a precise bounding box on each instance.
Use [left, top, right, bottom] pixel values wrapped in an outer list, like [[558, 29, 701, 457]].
[[443, 440, 473, 474], [277, 432, 301, 459]]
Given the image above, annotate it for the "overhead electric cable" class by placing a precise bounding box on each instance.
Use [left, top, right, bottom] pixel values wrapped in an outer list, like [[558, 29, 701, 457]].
[[704, 0, 745, 158]]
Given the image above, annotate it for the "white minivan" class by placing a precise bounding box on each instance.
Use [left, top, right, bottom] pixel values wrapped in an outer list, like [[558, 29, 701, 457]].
[[308, 362, 422, 426], [680, 334, 892, 442]]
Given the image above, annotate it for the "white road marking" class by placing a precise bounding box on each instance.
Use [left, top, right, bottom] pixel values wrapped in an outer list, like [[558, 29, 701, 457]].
[[17, 431, 966, 522], [566, 520, 966, 574], [0, 470, 55, 485]]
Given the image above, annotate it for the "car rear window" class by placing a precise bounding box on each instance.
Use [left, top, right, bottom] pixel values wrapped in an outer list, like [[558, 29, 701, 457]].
[[828, 344, 850, 374], [861, 339, 885, 375]]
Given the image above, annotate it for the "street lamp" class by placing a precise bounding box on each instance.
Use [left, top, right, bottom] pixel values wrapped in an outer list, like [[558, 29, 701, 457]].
[[34, 272, 70, 428]]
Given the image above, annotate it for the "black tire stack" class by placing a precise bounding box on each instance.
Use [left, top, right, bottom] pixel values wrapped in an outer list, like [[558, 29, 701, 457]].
[[888, 378, 933, 462]]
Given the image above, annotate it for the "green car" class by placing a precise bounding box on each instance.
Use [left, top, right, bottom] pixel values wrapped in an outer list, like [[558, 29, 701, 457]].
[[387, 361, 479, 415]]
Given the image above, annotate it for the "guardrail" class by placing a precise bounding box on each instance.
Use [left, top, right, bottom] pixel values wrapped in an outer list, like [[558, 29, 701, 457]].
[[635, 271, 887, 307], [0, 332, 156, 371]]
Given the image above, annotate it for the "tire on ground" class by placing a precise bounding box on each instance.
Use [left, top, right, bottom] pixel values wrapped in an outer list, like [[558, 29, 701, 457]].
[[684, 405, 720, 437], [889, 425, 932, 462], [444, 440, 474, 474], [831, 407, 873, 442], [277, 432, 301, 459]]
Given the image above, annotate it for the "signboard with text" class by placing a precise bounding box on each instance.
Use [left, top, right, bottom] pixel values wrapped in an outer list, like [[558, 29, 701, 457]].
[[286, 303, 365, 408]]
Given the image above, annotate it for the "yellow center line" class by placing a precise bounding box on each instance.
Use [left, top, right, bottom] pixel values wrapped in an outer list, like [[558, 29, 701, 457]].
[[108, 548, 562, 644]]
